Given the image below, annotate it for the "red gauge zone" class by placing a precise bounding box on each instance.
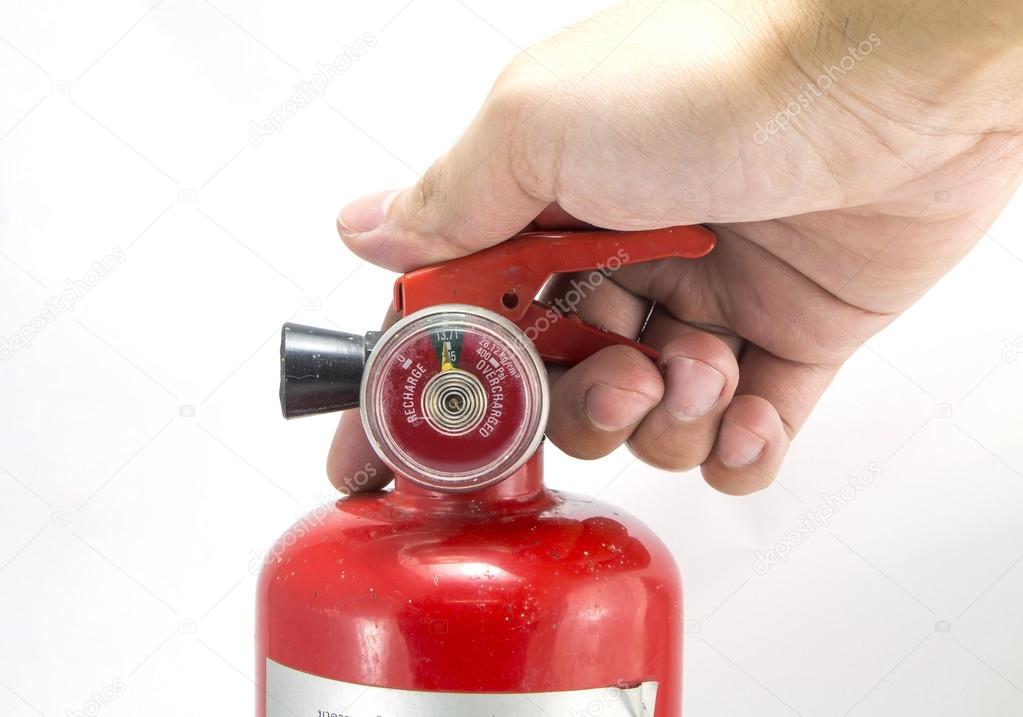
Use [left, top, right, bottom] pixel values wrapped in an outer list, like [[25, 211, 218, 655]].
[[363, 308, 547, 489]]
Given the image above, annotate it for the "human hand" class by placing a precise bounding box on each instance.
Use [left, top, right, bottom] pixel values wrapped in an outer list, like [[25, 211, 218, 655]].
[[328, 0, 1023, 495]]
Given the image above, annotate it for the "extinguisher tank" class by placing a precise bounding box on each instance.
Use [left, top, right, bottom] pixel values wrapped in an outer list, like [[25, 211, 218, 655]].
[[256, 450, 682, 715], [259, 226, 715, 716]]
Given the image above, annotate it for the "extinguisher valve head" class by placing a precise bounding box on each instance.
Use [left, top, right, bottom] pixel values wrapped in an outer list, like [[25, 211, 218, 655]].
[[361, 305, 548, 492]]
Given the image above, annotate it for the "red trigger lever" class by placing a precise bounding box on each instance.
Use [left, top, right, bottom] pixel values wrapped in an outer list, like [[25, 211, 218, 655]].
[[393, 225, 716, 365]]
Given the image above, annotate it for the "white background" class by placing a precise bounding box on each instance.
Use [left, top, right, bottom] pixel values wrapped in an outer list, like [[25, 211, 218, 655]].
[[2, 1, 1022, 715]]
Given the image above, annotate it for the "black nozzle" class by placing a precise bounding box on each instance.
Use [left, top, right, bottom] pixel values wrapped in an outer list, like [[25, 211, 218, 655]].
[[279, 323, 381, 418]]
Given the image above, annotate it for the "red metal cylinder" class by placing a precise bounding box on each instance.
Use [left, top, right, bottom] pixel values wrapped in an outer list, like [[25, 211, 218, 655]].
[[256, 447, 683, 715]]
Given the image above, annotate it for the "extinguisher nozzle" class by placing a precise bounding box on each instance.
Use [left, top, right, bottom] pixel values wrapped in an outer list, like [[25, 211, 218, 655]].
[[279, 323, 378, 419]]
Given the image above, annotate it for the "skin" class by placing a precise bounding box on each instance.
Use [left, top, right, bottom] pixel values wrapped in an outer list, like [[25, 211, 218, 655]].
[[327, 0, 1023, 495]]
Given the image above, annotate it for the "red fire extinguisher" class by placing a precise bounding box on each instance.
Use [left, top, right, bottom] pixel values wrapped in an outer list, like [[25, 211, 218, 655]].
[[257, 225, 716, 716]]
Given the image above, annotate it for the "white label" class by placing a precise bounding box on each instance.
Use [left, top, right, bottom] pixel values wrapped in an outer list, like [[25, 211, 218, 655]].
[[267, 659, 658, 716]]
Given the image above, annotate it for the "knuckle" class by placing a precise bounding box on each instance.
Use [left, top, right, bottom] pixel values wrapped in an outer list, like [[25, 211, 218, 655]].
[[627, 434, 706, 473], [490, 54, 558, 116], [404, 162, 446, 221], [486, 56, 564, 200], [547, 428, 614, 461], [702, 465, 775, 496]]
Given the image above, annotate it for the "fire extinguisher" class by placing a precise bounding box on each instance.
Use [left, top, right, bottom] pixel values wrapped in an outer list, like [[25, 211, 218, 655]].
[[257, 225, 716, 716]]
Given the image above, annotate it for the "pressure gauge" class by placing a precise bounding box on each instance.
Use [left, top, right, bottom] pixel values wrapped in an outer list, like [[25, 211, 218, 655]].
[[361, 305, 548, 491]]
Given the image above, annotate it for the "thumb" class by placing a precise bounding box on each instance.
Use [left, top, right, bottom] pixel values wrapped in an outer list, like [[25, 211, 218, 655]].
[[337, 69, 554, 272]]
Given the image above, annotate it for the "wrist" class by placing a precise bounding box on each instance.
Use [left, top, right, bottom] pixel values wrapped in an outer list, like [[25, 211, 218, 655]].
[[784, 0, 1023, 131]]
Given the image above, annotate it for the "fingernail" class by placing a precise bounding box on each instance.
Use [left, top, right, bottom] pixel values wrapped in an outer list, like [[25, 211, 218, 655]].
[[338, 189, 399, 235], [718, 422, 766, 467], [664, 358, 725, 420], [585, 384, 658, 432]]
